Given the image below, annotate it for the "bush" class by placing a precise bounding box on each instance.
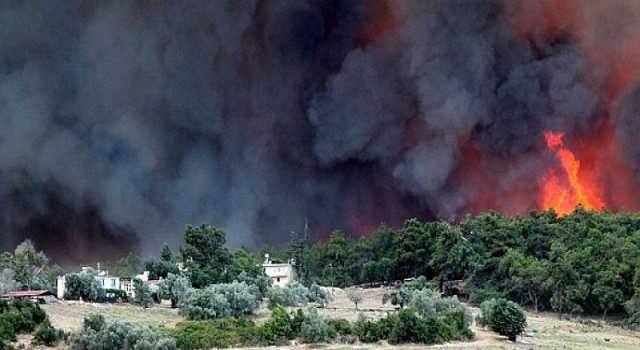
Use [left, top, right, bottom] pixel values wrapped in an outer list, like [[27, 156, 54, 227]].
[[405, 276, 437, 291], [158, 273, 191, 308], [133, 278, 154, 308], [179, 289, 231, 320], [261, 305, 293, 344], [0, 299, 52, 345], [266, 282, 308, 309], [105, 288, 127, 302], [64, 271, 105, 302], [383, 288, 412, 309], [308, 283, 332, 307], [0, 316, 16, 343], [469, 288, 504, 306], [389, 309, 429, 344], [209, 281, 261, 317], [170, 319, 259, 350], [70, 318, 176, 350], [83, 314, 105, 332], [34, 318, 66, 346], [346, 287, 364, 309], [326, 318, 352, 340], [300, 308, 328, 343], [355, 314, 382, 343], [409, 289, 436, 316], [482, 298, 527, 341]]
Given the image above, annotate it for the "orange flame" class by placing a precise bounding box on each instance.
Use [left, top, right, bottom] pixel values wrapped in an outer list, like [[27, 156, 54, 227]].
[[542, 131, 604, 215]]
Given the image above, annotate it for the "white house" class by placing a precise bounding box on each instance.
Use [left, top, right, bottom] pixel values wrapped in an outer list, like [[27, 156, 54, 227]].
[[57, 266, 161, 300], [262, 254, 294, 287]]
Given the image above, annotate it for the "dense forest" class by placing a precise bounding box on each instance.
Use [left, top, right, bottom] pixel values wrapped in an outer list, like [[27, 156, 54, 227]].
[[278, 207, 640, 321]]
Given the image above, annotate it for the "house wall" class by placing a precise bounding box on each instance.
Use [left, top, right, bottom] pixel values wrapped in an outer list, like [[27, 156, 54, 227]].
[[263, 264, 293, 287]]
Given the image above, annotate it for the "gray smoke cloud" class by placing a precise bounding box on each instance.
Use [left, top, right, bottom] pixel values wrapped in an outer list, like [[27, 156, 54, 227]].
[[0, 0, 638, 264]]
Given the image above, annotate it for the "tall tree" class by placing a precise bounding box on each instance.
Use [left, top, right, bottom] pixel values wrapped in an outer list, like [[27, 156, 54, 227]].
[[182, 223, 230, 284], [160, 244, 173, 262], [289, 222, 310, 284], [13, 240, 48, 290]]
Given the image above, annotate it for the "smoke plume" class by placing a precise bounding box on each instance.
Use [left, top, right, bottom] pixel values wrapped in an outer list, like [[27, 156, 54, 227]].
[[1, 0, 640, 264]]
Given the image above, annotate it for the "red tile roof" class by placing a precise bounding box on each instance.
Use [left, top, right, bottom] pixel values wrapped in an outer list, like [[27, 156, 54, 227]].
[[2, 290, 54, 298]]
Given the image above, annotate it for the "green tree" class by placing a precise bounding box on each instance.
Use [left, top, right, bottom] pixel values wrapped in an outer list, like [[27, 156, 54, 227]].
[[261, 305, 293, 344], [289, 222, 311, 284], [300, 308, 328, 343], [498, 250, 549, 312], [228, 247, 263, 281], [158, 273, 191, 308], [161, 243, 173, 262], [64, 270, 105, 302], [383, 288, 412, 309], [346, 287, 364, 309], [483, 298, 527, 342], [182, 223, 231, 284], [133, 278, 153, 308], [13, 240, 48, 290]]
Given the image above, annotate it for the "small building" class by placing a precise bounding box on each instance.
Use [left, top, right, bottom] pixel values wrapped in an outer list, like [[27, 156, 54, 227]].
[[2, 290, 57, 304], [262, 253, 294, 287], [120, 271, 162, 298]]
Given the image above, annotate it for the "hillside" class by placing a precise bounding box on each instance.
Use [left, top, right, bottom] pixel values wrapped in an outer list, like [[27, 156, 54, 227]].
[[32, 286, 640, 350]]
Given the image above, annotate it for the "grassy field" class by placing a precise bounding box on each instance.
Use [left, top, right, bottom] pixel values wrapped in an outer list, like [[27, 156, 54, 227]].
[[42, 300, 181, 332], [35, 287, 640, 349]]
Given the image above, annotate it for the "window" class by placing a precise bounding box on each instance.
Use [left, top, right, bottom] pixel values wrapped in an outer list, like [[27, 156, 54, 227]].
[[111, 279, 116, 287], [277, 277, 280, 282]]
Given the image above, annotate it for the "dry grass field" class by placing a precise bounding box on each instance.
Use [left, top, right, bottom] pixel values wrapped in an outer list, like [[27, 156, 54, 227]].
[[21, 287, 640, 349]]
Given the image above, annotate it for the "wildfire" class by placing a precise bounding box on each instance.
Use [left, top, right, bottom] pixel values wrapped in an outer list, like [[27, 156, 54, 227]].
[[542, 131, 604, 215]]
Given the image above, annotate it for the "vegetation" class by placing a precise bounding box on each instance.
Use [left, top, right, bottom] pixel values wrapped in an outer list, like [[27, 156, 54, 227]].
[[69, 316, 176, 350], [64, 269, 105, 302], [170, 318, 259, 350], [0, 299, 59, 347], [480, 298, 527, 341]]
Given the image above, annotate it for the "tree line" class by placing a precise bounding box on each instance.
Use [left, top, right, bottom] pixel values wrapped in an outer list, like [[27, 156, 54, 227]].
[[277, 207, 640, 322]]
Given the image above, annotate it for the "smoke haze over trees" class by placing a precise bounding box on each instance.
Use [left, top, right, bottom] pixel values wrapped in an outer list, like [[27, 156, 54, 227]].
[[3, 0, 640, 263]]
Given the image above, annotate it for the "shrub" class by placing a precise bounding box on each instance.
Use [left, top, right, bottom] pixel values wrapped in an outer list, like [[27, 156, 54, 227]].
[[346, 287, 364, 309], [326, 318, 352, 339], [409, 289, 436, 316], [308, 283, 332, 307], [237, 272, 272, 300], [389, 308, 428, 344], [64, 271, 105, 302], [34, 318, 65, 346], [170, 319, 259, 350], [405, 276, 437, 291], [354, 314, 383, 343], [290, 308, 306, 336], [469, 288, 504, 305], [69, 318, 176, 350], [261, 305, 293, 344], [0, 316, 16, 343], [209, 281, 261, 317], [158, 273, 191, 308], [179, 289, 231, 320], [383, 288, 412, 309], [267, 282, 308, 309], [300, 308, 328, 343], [133, 278, 154, 308], [433, 296, 473, 328], [482, 298, 527, 341], [477, 298, 499, 327], [105, 288, 127, 302], [83, 314, 105, 332]]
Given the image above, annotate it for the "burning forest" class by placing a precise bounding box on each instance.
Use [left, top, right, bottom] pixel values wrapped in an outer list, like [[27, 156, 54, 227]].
[[1, 0, 640, 263]]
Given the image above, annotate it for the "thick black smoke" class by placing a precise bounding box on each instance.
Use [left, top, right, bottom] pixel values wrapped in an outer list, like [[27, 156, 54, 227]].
[[0, 0, 636, 264]]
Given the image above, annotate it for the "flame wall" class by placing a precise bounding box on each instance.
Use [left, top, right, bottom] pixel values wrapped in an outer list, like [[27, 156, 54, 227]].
[[1, 0, 640, 263]]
